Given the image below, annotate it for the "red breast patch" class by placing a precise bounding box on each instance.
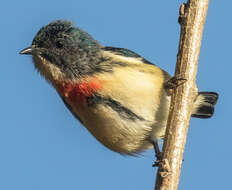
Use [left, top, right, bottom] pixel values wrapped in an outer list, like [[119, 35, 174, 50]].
[[56, 79, 103, 103]]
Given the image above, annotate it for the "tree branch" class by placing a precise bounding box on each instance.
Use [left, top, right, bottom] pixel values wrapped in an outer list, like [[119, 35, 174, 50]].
[[154, 0, 210, 189]]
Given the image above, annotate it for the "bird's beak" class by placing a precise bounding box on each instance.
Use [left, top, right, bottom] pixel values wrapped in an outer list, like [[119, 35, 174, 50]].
[[19, 45, 38, 55]]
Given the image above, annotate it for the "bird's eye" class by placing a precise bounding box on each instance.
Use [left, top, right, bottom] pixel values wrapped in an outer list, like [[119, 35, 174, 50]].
[[56, 41, 63, 48]]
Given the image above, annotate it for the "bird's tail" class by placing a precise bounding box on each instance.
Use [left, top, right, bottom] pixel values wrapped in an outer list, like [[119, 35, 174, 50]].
[[192, 92, 219, 118]]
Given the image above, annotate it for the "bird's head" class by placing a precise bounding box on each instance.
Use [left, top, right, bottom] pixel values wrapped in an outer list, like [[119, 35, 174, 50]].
[[20, 20, 103, 83]]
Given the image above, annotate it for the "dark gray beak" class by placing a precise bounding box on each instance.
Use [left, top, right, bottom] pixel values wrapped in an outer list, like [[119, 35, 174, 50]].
[[19, 45, 38, 55]]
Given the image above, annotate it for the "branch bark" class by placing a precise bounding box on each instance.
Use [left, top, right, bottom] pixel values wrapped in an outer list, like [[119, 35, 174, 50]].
[[155, 0, 209, 189]]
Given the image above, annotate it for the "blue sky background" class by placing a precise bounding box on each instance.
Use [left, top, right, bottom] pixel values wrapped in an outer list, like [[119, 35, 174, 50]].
[[1, 0, 230, 189]]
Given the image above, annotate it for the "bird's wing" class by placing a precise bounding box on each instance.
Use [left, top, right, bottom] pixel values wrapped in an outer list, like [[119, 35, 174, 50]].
[[102, 46, 154, 65]]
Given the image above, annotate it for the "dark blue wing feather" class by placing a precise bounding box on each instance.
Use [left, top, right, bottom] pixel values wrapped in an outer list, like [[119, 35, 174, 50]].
[[103, 46, 153, 65]]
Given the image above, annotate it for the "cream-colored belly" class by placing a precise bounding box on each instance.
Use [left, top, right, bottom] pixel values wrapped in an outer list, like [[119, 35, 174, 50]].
[[63, 88, 170, 154], [68, 101, 152, 154]]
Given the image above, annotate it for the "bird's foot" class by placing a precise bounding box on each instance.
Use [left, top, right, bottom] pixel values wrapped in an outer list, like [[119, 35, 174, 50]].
[[152, 141, 163, 167], [165, 75, 187, 89], [152, 152, 163, 167], [164, 75, 187, 95]]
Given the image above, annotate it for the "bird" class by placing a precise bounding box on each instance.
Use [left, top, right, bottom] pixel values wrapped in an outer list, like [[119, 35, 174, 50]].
[[20, 20, 218, 156]]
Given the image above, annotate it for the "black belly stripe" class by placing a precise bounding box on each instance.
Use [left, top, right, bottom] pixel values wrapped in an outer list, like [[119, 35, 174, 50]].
[[87, 94, 145, 121]]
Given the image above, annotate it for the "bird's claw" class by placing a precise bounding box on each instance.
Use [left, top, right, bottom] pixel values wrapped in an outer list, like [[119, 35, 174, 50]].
[[152, 160, 161, 167], [152, 152, 163, 167], [165, 75, 187, 90], [164, 75, 187, 95]]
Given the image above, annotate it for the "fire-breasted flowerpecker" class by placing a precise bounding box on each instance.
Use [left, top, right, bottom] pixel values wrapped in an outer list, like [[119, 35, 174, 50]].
[[20, 20, 218, 155]]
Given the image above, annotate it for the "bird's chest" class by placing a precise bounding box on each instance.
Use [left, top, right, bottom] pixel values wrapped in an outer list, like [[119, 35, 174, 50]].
[[54, 80, 127, 149]]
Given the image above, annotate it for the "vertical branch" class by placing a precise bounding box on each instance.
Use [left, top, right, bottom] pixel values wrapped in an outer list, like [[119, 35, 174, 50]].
[[155, 0, 209, 190]]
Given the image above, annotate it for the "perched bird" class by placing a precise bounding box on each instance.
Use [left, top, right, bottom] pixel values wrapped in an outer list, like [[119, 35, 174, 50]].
[[20, 20, 218, 156]]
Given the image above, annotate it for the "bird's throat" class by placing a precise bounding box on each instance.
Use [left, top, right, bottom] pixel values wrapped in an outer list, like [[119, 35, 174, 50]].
[[56, 79, 103, 104]]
